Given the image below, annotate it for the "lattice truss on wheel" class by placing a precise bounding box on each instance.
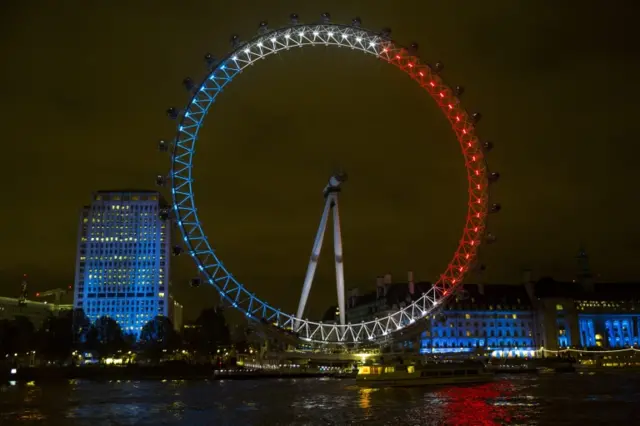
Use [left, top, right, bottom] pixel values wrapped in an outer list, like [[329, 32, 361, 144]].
[[157, 14, 501, 344]]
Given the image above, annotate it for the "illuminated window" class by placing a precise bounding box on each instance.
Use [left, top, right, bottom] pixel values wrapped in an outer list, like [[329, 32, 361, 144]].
[[465, 314, 470, 319], [595, 334, 603, 347], [358, 366, 371, 375], [466, 331, 471, 337], [556, 304, 564, 311], [512, 314, 517, 319]]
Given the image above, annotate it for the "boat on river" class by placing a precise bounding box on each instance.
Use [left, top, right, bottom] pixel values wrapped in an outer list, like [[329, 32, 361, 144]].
[[356, 361, 493, 387]]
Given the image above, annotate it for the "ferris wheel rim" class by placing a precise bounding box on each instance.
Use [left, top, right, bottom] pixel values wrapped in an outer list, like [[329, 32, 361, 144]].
[[168, 21, 491, 344]]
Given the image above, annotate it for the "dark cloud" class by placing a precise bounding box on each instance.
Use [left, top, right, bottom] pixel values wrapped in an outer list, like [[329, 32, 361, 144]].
[[0, 0, 637, 320]]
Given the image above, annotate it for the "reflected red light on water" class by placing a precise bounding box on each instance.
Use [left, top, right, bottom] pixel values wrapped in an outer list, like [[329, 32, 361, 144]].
[[438, 381, 516, 426]]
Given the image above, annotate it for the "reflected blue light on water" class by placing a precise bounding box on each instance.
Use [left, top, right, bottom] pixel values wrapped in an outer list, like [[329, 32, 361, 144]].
[[1, 373, 639, 425]]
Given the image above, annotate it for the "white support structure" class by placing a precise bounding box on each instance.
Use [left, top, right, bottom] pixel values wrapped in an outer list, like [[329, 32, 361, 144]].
[[296, 173, 348, 326]]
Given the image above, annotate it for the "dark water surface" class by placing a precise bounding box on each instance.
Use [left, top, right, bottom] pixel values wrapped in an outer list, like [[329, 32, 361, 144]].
[[1, 373, 639, 425]]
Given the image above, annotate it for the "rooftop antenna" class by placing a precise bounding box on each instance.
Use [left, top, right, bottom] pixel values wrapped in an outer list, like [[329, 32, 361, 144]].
[[19, 274, 28, 306], [576, 243, 594, 290]]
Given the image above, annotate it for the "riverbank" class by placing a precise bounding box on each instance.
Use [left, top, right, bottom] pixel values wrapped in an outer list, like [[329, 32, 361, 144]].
[[2, 365, 356, 382]]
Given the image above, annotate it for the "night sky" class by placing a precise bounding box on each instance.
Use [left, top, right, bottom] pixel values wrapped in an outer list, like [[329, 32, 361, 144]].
[[1, 1, 637, 320]]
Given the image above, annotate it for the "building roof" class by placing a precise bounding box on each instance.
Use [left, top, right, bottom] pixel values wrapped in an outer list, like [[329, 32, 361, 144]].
[[448, 284, 533, 310], [533, 277, 640, 300], [95, 189, 160, 194], [90, 190, 169, 206], [343, 277, 640, 315], [592, 282, 640, 300], [384, 281, 432, 306], [533, 277, 582, 298], [347, 282, 534, 312], [348, 281, 432, 308]]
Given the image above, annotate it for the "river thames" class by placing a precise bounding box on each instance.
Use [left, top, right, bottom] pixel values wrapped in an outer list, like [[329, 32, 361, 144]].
[[1, 372, 638, 425]]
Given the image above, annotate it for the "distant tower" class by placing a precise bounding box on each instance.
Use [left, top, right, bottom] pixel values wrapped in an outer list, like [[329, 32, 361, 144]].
[[18, 274, 28, 306], [576, 244, 594, 292]]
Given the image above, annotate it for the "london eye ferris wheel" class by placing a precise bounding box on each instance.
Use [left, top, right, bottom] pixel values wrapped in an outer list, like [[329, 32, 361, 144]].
[[157, 13, 501, 344]]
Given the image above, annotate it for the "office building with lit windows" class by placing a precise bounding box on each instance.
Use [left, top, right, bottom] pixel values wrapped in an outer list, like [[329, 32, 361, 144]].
[[73, 190, 171, 337], [529, 249, 640, 350], [421, 283, 537, 355], [341, 274, 537, 356], [532, 277, 640, 350]]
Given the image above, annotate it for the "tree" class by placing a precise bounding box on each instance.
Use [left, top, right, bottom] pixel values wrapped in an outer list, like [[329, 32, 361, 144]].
[[234, 338, 249, 354], [71, 309, 91, 347], [0, 319, 14, 356], [122, 332, 137, 349], [6, 316, 36, 353], [86, 316, 125, 357], [185, 308, 230, 355], [37, 311, 74, 363], [139, 316, 180, 361], [231, 325, 255, 355], [0, 316, 37, 367]]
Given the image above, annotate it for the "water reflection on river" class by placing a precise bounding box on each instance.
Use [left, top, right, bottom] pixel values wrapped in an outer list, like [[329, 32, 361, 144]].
[[1, 373, 639, 425]]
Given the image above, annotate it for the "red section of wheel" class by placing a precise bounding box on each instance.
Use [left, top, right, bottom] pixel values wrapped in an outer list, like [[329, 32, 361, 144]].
[[381, 46, 489, 300]]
